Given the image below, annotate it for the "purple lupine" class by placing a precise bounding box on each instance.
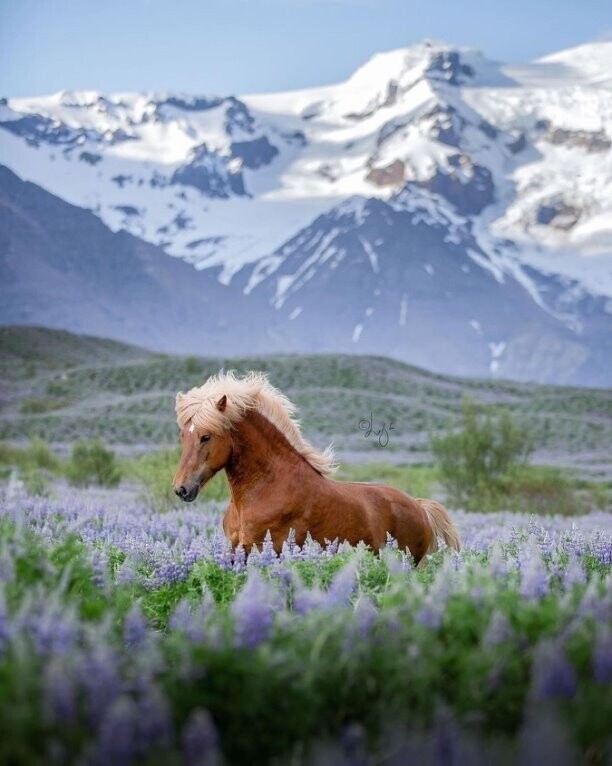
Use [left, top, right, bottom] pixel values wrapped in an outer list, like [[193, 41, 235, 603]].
[[353, 596, 378, 639], [532, 640, 578, 700], [518, 543, 549, 600], [115, 557, 138, 585], [593, 626, 612, 684], [0, 589, 9, 654], [43, 659, 76, 724], [0, 547, 14, 583], [90, 548, 108, 589], [170, 595, 214, 643], [27, 603, 78, 656], [380, 548, 404, 575], [562, 551, 587, 589], [483, 610, 513, 647], [95, 694, 140, 766], [488, 543, 509, 579], [79, 644, 123, 726], [293, 582, 327, 615], [324, 561, 357, 609], [123, 603, 148, 649], [259, 531, 278, 567], [232, 544, 246, 573], [212, 532, 233, 570], [231, 568, 280, 649], [134, 685, 173, 753], [183, 709, 222, 766], [416, 602, 444, 631]]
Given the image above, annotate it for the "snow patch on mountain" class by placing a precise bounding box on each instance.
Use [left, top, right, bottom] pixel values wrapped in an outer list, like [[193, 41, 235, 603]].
[[0, 39, 611, 305]]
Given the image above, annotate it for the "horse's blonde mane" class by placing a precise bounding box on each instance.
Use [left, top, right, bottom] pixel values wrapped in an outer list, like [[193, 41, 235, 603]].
[[175, 371, 337, 476]]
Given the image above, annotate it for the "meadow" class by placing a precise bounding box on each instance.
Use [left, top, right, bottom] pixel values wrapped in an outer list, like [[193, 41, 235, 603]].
[[0, 493, 610, 765], [1, 327, 611, 764]]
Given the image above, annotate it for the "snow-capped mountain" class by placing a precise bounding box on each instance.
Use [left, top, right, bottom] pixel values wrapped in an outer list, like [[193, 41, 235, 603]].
[[1, 40, 611, 384]]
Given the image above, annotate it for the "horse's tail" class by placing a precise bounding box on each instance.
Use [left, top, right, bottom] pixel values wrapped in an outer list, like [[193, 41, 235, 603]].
[[417, 498, 461, 555]]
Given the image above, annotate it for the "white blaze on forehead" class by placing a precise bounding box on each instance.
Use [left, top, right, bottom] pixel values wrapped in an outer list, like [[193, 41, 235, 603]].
[[188, 423, 195, 434]]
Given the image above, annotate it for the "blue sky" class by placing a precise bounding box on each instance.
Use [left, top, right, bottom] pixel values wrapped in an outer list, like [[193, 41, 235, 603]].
[[1, 0, 611, 97]]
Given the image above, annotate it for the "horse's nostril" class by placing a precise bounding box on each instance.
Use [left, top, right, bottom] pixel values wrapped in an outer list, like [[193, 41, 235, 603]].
[[175, 485, 187, 498]]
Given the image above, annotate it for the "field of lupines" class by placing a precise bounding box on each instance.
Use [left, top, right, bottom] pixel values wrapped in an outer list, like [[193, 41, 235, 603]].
[[0, 492, 611, 765]]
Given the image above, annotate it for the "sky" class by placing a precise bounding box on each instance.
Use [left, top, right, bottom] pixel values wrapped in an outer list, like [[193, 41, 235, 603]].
[[1, 0, 611, 98]]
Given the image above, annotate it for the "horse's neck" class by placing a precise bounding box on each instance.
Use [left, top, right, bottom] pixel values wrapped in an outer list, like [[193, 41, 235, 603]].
[[225, 410, 306, 506]]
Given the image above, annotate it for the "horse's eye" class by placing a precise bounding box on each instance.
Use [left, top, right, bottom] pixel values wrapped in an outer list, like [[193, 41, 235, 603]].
[[200, 435, 211, 444]]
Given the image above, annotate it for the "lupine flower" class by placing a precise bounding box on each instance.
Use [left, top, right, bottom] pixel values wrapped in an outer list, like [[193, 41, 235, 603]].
[[416, 602, 444, 631], [483, 610, 513, 647], [532, 640, 577, 700], [518, 543, 549, 600], [593, 627, 612, 684], [95, 695, 140, 766], [563, 551, 587, 589], [259, 531, 277, 567], [135, 685, 173, 752], [183, 709, 222, 766], [0, 547, 14, 582], [231, 568, 280, 648], [324, 561, 357, 609], [79, 644, 122, 726], [123, 603, 148, 649], [43, 659, 76, 724], [0, 589, 9, 654], [170, 595, 214, 643], [353, 596, 378, 639]]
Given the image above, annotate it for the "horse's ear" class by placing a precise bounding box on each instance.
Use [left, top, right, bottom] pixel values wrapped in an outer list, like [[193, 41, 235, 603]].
[[216, 395, 227, 413]]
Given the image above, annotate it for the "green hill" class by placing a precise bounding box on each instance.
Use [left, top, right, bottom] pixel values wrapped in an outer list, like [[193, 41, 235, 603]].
[[1, 326, 610, 473]]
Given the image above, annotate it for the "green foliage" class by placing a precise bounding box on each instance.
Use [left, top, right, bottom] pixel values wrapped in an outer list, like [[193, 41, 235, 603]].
[[337, 462, 437, 497], [18, 397, 67, 414], [184, 355, 202, 374], [504, 465, 586, 515], [45, 379, 69, 396], [0, 438, 61, 473], [431, 399, 533, 509], [127, 447, 230, 511], [0, 438, 61, 496], [66, 440, 121, 487]]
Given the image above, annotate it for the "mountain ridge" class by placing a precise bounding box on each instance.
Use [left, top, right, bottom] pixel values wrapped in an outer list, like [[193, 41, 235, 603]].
[[1, 39, 611, 385]]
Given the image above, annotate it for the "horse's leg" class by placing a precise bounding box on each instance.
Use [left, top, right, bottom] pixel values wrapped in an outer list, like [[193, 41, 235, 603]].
[[238, 517, 298, 555], [222, 501, 240, 548]]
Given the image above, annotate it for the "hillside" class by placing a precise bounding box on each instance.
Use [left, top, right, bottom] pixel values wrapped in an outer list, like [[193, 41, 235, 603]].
[[1, 327, 610, 475]]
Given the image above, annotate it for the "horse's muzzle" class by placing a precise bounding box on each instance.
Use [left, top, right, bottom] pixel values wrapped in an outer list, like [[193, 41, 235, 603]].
[[174, 484, 199, 502]]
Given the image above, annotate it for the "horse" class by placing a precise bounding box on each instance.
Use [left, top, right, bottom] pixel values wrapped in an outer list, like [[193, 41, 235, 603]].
[[172, 371, 460, 564]]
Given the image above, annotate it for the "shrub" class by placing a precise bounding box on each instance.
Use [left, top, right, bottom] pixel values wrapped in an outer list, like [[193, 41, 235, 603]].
[[431, 399, 533, 509], [184, 356, 202, 375], [66, 440, 121, 487], [0, 438, 62, 473], [19, 397, 66, 414], [45, 380, 69, 396], [25, 437, 62, 472], [504, 465, 587, 515]]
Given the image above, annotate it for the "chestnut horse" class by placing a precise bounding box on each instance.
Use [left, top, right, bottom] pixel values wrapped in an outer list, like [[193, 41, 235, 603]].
[[172, 372, 460, 564]]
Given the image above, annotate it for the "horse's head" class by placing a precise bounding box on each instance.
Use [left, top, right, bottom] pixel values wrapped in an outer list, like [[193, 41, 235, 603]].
[[172, 395, 232, 502]]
